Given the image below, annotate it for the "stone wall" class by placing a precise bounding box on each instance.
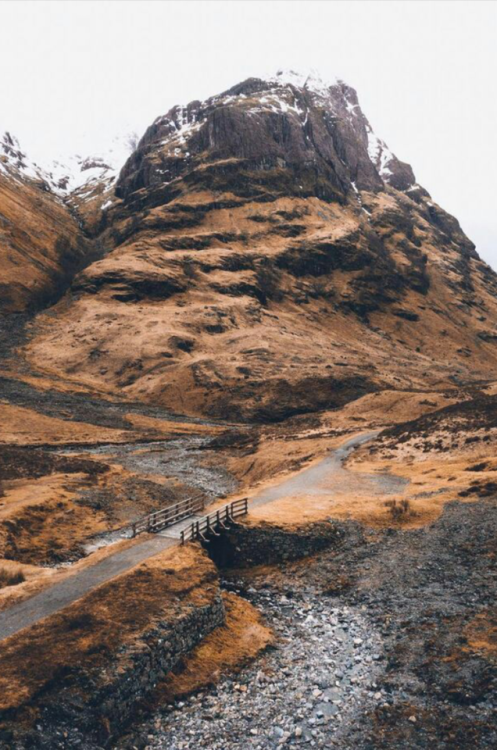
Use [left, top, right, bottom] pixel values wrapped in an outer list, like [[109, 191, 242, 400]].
[[95, 591, 225, 737], [7, 566, 225, 749], [205, 519, 343, 568]]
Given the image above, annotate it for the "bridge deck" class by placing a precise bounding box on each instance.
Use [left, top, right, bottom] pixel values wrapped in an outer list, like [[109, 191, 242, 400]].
[[156, 515, 205, 539]]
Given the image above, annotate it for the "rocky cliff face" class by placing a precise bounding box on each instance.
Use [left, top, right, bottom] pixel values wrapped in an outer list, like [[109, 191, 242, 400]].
[[19, 71, 497, 420], [116, 70, 415, 205]]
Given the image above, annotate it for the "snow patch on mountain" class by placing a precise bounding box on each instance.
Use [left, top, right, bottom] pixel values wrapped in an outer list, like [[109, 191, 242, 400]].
[[367, 127, 395, 179], [270, 68, 340, 96], [0, 129, 136, 199], [42, 133, 136, 196], [0, 131, 46, 182]]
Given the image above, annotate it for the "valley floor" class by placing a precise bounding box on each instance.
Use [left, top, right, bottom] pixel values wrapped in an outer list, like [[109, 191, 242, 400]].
[[0, 317, 495, 748]]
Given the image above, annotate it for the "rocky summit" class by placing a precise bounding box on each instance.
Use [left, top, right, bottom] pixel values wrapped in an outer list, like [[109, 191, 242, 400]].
[[1, 70, 496, 750]]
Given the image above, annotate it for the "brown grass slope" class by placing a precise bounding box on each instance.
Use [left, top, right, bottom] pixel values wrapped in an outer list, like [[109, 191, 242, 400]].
[[0, 172, 97, 313]]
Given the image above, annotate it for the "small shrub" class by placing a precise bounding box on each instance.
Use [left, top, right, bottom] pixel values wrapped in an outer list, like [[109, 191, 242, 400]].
[[222, 254, 255, 272], [65, 612, 95, 631], [180, 256, 197, 279], [307, 278, 331, 298], [0, 567, 25, 589], [465, 462, 488, 472], [385, 498, 414, 522], [255, 259, 282, 303]]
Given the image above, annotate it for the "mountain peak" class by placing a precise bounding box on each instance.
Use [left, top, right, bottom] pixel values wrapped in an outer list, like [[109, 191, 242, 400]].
[[117, 69, 416, 205], [269, 68, 341, 95]]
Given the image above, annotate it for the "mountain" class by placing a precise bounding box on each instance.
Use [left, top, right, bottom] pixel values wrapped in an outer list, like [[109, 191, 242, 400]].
[[1, 71, 497, 749], [11, 70, 497, 420]]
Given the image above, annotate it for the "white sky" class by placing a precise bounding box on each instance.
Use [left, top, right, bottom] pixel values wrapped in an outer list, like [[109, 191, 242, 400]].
[[1, 1, 496, 267]]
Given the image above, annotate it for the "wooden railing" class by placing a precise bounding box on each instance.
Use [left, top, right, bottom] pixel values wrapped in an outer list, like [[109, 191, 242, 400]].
[[131, 494, 205, 537], [180, 498, 248, 545]]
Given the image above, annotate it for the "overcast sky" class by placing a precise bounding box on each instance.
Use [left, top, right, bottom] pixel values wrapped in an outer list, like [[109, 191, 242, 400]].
[[1, 1, 496, 267]]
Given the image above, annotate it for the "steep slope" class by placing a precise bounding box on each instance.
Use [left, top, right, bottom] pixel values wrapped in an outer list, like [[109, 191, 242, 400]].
[[0, 132, 93, 312], [0, 131, 136, 313], [24, 71, 497, 420]]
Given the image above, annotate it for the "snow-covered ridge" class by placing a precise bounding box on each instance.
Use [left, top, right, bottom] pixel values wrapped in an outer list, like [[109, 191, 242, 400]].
[[1, 70, 412, 202], [43, 133, 136, 196], [153, 68, 342, 133], [0, 129, 136, 198], [152, 69, 341, 149]]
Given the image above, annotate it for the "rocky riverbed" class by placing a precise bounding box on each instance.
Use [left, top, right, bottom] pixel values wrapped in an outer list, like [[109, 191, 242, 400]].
[[63, 437, 238, 502], [121, 494, 497, 750], [123, 585, 384, 750]]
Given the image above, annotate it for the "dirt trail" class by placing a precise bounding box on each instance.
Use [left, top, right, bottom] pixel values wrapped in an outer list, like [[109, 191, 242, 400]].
[[251, 431, 407, 507], [0, 432, 403, 642]]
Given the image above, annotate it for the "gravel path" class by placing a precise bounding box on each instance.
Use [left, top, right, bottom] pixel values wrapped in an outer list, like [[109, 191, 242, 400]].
[[251, 431, 406, 507], [0, 536, 174, 641]]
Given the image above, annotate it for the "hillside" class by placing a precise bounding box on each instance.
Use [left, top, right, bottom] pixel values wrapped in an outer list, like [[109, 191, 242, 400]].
[[0, 133, 92, 312], [0, 130, 135, 313]]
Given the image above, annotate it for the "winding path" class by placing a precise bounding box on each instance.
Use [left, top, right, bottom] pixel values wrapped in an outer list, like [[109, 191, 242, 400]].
[[0, 431, 396, 642]]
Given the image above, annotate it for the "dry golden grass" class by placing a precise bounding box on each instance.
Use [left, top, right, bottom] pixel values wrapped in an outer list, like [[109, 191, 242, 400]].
[[236, 423, 497, 530], [23, 190, 497, 419], [0, 403, 127, 446], [0, 174, 83, 312], [124, 412, 224, 436], [0, 566, 25, 589], [155, 591, 274, 703], [0, 473, 109, 565], [0, 402, 222, 448], [465, 609, 497, 660]]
